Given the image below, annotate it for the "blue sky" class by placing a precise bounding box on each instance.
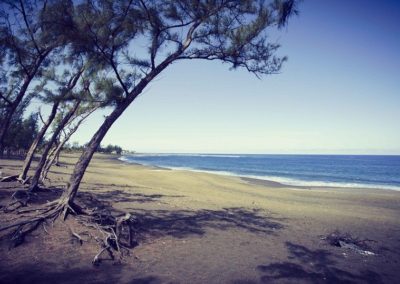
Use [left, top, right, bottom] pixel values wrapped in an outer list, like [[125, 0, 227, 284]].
[[72, 0, 400, 154]]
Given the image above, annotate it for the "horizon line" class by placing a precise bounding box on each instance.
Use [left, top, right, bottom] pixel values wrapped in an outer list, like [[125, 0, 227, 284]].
[[122, 151, 400, 156]]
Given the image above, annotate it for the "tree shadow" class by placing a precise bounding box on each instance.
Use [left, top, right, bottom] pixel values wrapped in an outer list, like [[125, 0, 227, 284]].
[[0, 262, 161, 284], [77, 189, 182, 207], [0, 164, 22, 171], [0, 184, 62, 206], [81, 182, 140, 189], [257, 242, 383, 284], [36, 185, 286, 245], [0, 184, 288, 284], [1, 181, 285, 241], [74, 189, 285, 241], [128, 207, 284, 241], [128, 276, 162, 284]]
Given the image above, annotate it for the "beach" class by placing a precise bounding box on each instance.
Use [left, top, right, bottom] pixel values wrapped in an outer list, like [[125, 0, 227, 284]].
[[1, 153, 400, 283]]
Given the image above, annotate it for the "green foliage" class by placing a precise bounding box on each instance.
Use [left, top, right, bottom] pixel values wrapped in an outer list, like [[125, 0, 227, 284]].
[[97, 144, 123, 155], [66, 0, 299, 101], [64, 142, 123, 155], [3, 111, 39, 152]]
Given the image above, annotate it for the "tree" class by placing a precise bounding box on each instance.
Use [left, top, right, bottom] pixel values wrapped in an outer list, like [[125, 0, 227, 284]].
[[2, 109, 39, 154], [0, 0, 72, 155], [97, 144, 123, 155], [60, 0, 299, 211]]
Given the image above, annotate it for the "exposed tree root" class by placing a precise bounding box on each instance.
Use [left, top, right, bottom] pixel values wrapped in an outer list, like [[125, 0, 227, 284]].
[[19, 176, 31, 185], [68, 225, 86, 245], [0, 198, 136, 265], [74, 211, 134, 265]]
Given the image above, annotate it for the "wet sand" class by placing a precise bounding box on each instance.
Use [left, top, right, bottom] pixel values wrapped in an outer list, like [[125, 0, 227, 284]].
[[1, 153, 399, 283]]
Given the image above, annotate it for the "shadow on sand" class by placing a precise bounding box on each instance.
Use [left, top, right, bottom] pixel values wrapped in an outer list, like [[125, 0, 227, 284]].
[[77, 189, 177, 205], [0, 262, 163, 284], [257, 241, 383, 284], [75, 188, 285, 241], [129, 207, 284, 240], [1, 183, 286, 284]]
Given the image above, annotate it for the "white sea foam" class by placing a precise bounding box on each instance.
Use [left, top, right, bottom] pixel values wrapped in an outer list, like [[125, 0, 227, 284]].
[[118, 156, 130, 162], [118, 156, 400, 191], [242, 175, 400, 191], [122, 153, 242, 158]]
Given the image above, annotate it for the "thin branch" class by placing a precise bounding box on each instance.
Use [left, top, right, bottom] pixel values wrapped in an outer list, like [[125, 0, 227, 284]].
[[5, 16, 30, 76], [38, 107, 46, 125], [19, 0, 41, 55], [139, 0, 160, 70], [160, 20, 195, 33], [109, 55, 129, 95], [0, 92, 13, 106], [111, 0, 134, 37]]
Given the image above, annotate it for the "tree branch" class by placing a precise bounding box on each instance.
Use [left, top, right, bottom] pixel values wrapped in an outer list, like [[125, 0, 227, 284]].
[[38, 107, 46, 125], [109, 54, 130, 96], [19, 0, 41, 55], [0, 92, 13, 106], [5, 16, 30, 76]]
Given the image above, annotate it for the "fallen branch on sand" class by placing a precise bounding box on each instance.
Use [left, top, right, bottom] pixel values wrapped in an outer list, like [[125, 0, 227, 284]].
[[0, 175, 19, 183], [322, 230, 376, 256], [0, 175, 30, 184]]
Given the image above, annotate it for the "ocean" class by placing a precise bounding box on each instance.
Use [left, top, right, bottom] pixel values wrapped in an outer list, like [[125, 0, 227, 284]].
[[119, 154, 400, 191]]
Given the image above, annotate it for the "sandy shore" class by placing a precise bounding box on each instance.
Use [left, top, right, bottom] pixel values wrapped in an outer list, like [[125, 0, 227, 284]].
[[1, 153, 399, 283]]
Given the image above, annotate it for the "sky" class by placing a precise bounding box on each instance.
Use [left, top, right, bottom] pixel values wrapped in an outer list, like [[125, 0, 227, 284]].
[[70, 0, 400, 154]]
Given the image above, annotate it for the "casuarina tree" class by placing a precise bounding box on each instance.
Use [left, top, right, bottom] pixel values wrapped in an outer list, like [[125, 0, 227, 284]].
[[60, 0, 299, 213], [0, 0, 72, 154], [0, 0, 299, 254]]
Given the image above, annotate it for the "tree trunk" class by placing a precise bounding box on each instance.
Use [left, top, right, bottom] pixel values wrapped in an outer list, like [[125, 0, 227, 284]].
[[19, 101, 60, 181], [55, 149, 61, 165], [41, 143, 59, 180], [41, 120, 77, 181], [60, 102, 130, 203], [29, 101, 81, 192], [41, 105, 98, 181]]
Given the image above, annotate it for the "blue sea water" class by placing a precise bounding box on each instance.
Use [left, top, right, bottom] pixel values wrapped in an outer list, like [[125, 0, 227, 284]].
[[120, 154, 400, 190]]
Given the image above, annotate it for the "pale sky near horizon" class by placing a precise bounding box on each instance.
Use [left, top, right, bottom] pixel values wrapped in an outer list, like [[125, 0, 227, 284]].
[[69, 0, 400, 154]]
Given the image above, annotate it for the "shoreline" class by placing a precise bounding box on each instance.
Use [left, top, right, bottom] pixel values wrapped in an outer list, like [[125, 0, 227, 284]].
[[116, 155, 400, 193]]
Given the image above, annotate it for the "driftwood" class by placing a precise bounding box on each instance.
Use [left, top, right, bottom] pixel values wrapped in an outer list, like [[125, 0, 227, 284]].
[[0, 175, 19, 183], [322, 230, 376, 256], [0, 174, 30, 184]]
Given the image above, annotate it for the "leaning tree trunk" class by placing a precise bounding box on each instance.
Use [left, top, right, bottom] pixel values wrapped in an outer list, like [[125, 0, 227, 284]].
[[59, 102, 129, 204], [41, 107, 96, 181], [29, 101, 81, 192], [19, 101, 60, 181], [41, 142, 60, 180]]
